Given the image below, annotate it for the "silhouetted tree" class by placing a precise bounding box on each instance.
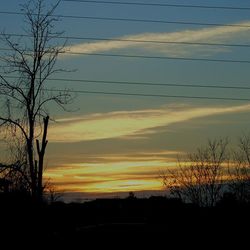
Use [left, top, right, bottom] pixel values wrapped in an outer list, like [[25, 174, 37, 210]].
[[0, 136, 31, 193], [0, 162, 30, 193], [229, 135, 250, 202], [127, 191, 136, 199], [162, 139, 228, 207], [43, 179, 62, 203], [0, 0, 72, 201]]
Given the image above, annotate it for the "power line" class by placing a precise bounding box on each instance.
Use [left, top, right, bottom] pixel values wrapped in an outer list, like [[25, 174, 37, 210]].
[[1, 11, 250, 28], [60, 51, 250, 64], [62, 0, 250, 11], [1, 33, 250, 49], [2, 75, 250, 91], [1, 75, 250, 101], [1, 48, 250, 64], [45, 88, 250, 102], [0, 79, 249, 101]]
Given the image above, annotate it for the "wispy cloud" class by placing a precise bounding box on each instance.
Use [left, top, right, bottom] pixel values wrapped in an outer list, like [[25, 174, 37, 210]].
[[44, 159, 173, 193], [61, 21, 250, 58], [48, 103, 250, 142]]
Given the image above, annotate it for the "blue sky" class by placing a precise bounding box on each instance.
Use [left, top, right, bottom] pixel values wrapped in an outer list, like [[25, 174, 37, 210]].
[[1, 0, 250, 197]]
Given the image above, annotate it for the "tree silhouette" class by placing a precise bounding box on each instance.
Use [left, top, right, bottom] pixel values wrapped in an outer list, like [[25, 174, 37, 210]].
[[229, 135, 250, 202], [0, 137, 30, 193], [0, 0, 72, 201], [162, 139, 228, 207]]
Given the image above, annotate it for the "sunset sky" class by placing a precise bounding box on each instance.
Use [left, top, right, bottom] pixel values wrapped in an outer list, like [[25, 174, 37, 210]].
[[1, 0, 250, 200]]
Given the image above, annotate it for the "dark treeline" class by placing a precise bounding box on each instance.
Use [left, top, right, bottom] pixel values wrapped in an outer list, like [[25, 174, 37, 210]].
[[1, 137, 250, 247], [0, 192, 249, 247], [0, 137, 250, 247]]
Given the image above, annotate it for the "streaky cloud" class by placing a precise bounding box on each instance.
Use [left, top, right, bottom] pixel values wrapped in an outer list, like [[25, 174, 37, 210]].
[[61, 20, 250, 58], [49, 103, 250, 142]]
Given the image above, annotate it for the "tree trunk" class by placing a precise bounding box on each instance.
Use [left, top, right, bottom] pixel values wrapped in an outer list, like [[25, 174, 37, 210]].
[[27, 138, 36, 198], [36, 116, 49, 201]]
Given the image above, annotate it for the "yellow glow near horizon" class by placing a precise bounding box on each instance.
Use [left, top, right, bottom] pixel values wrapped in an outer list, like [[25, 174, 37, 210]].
[[44, 159, 176, 193], [58, 179, 162, 193], [44, 103, 250, 195], [44, 158, 238, 194]]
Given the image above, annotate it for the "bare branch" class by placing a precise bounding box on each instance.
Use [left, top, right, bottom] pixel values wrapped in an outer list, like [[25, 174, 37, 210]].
[[0, 0, 70, 200], [0, 117, 28, 140], [162, 139, 228, 207]]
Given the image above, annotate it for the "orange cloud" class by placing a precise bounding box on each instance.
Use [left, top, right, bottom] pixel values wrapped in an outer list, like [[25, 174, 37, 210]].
[[44, 155, 177, 193]]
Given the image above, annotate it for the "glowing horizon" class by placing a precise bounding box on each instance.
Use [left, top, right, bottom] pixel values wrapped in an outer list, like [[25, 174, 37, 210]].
[[1, 1, 250, 199], [44, 152, 178, 193]]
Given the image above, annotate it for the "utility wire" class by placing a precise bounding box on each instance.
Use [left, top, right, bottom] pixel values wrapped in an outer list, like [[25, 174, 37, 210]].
[[2, 82, 244, 101], [60, 51, 250, 64], [43, 88, 250, 102], [1, 33, 250, 49], [0, 81, 249, 101], [1, 76, 250, 101], [0, 48, 250, 64], [1, 11, 250, 28], [62, 0, 250, 11], [2, 75, 250, 91]]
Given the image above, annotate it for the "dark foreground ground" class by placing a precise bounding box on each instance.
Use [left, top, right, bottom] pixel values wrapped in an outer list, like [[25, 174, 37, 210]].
[[0, 194, 249, 247]]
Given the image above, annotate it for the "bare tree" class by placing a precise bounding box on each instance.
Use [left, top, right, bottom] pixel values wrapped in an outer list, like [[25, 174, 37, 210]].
[[43, 179, 63, 203], [0, 136, 30, 193], [162, 139, 228, 207], [0, 0, 72, 201], [229, 135, 250, 202]]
